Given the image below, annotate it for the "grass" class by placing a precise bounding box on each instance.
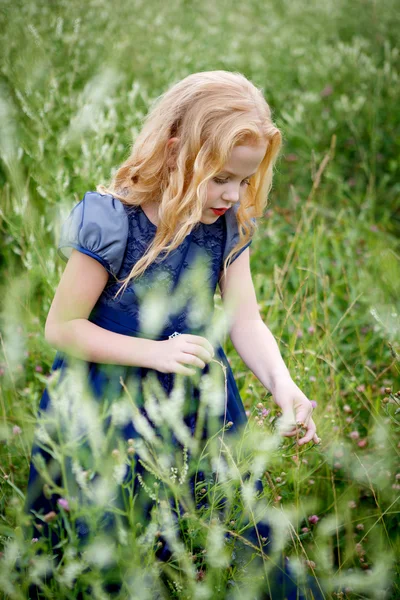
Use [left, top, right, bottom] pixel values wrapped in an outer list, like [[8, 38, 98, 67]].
[[0, 0, 399, 598]]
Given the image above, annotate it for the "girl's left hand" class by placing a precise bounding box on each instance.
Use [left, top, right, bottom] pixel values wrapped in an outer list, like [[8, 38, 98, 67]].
[[271, 379, 321, 446]]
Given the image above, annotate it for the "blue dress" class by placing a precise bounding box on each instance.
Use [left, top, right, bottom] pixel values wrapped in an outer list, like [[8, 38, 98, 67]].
[[24, 191, 323, 599]]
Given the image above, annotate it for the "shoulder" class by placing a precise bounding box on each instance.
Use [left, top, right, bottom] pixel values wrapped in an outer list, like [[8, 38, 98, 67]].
[[81, 190, 129, 219], [58, 190, 129, 277], [72, 190, 130, 238], [225, 203, 256, 232], [222, 204, 256, 262]]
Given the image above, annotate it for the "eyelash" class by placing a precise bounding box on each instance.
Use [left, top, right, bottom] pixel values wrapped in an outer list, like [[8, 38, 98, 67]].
[[213, 177, 251, 186]]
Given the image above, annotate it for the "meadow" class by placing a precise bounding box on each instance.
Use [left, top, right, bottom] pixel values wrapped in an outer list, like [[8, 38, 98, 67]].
[[0, 0, 399, 598]]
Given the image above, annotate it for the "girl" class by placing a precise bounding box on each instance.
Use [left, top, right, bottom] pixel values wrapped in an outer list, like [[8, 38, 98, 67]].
[[24, 70, 321, 598]]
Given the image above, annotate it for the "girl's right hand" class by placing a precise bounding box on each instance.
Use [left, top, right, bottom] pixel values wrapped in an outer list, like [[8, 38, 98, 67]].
[[153, 334, 215, 375]]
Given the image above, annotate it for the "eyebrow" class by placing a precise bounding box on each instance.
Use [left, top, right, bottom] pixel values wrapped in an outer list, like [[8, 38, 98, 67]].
[[219, 170, 257, 178]]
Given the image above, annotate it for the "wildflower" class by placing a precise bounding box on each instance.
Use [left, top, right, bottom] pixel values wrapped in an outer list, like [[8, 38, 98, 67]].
[[275, 477, 282, 483], [320, 85, 333, 97], [257, 402, 264, 409], [308, 515, 319, 525], [31, 538, 38, 543], [127, 446, 135, 455], [308, 479, 315, 485], [285, 153, 298, 162], [355, 543, 365, 556], [309, 376, 316, 382], [111, 449, 120, 459], [305, 560, 316, 569], [343, 404, 352, 413], [349, 431, 360, 440], [296, 329, 303, 338], [57, 498, 70, 512], [396, 474, 400, 480], [302, 527, 309, 533], [356, 523, 364, 531], [348, 500, 357, 509], [356, 384, 365, 392], [274, 495, 282, 502], [12, 425, 22, 435], [35, 365, 43, 373], [308, 325, 315, 334], [310, 400, 317, 409], [262, 408, 270, 417], [357, 439, 368, 448], [43, 511, 57, 523]]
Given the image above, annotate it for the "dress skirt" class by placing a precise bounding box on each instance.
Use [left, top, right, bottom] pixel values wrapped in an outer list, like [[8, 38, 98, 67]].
[[23, 327, 323, 600]]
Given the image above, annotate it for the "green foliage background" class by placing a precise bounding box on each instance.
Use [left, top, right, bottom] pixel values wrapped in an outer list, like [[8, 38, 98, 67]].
[[0, 0, 399, 598]]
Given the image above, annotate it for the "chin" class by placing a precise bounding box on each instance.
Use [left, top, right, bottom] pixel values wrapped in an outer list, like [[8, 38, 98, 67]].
[[200, 216, 216, 225], [200, 210, 219, 224]]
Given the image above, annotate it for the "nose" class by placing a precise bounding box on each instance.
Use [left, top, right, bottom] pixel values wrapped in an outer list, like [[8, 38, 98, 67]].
[[222, 183, 240, 204]]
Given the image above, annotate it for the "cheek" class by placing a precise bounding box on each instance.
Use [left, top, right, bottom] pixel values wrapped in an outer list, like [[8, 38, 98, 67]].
[[206, 183, 220, 204]]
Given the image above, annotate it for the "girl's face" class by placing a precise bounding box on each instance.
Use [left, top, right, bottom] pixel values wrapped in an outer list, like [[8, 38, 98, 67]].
[[200, 141, 267, 224]]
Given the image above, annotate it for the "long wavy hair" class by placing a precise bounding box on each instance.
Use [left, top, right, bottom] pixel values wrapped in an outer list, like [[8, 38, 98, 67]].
[[97, 70, 282, 298]]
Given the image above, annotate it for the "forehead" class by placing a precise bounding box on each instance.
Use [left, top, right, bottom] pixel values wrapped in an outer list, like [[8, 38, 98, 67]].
[[221, 143, 267, 174]]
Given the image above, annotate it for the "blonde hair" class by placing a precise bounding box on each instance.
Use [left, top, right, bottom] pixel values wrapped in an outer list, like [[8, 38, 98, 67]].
[[97, 70, 282, 298]]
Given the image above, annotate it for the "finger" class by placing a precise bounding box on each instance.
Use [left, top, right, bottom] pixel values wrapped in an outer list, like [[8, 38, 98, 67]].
[[181, 353, 206, 369], [186, 336, 215, 357], [298, 422, 317, 446], [313, 433, 321, 444], [175, 364, 197, 376], [186, 340, 214, 361], [281, 427, 302, 437], [295, 406, 313, 428], [276, 413, 297, 436], [279, 419, 307, 437]]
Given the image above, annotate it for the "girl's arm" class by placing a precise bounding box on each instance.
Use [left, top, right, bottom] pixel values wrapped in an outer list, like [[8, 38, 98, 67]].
[[45, 250, 157, 368], [218, 248, 319, 445]]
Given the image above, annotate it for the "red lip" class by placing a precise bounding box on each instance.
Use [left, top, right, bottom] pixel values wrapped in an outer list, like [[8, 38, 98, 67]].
[[211, 208, 228, 215]]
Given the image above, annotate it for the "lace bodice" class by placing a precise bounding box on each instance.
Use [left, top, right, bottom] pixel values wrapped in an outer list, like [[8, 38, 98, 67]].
[[57, 191, 253, 339]]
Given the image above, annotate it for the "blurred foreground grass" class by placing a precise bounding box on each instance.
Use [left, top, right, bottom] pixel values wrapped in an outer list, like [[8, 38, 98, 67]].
[[0, 0, 399, 598]]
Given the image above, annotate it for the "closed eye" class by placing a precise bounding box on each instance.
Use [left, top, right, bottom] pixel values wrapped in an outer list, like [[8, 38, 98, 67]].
[[213, 177, 251, 186]]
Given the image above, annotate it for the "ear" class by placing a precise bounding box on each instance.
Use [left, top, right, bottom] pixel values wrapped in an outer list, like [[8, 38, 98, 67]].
[[166, 137, 180, 169]]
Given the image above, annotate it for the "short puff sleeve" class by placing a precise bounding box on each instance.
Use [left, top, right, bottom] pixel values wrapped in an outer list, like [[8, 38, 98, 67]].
[[222, 203, 256, 266], [57, 191, 129, 277]]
